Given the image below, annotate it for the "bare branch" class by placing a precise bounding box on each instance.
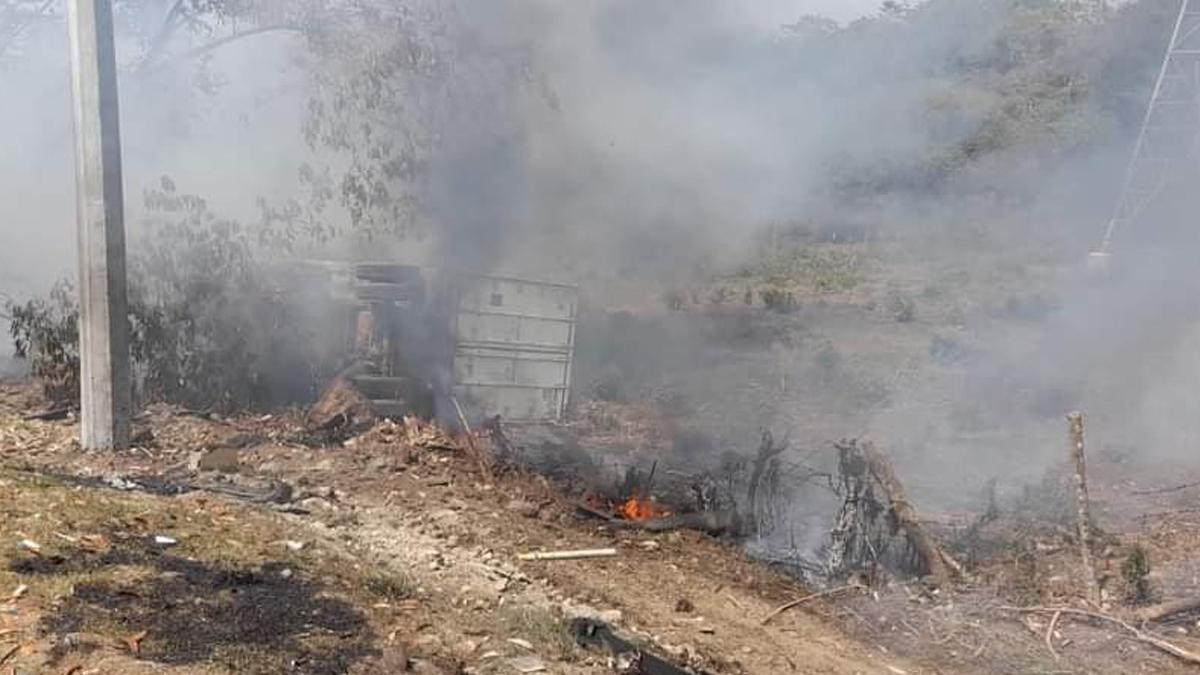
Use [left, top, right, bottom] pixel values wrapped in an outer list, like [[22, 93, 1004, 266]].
[[138, 22, 303, 73]]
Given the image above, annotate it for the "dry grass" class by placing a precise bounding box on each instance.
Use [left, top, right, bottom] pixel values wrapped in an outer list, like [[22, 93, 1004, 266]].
[[0, 468, 422, 674], [496, 605, 580, 661]]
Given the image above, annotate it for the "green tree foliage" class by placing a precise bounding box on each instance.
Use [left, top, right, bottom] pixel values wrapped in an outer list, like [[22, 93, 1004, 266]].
[[784, 0, 1175, 200]]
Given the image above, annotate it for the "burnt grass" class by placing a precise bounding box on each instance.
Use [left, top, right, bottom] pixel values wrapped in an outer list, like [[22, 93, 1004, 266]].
[[15, 538, 376, 674]]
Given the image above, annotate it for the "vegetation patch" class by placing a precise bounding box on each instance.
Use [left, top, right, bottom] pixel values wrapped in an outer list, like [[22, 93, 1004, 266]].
[[0, 469, 417, 674]]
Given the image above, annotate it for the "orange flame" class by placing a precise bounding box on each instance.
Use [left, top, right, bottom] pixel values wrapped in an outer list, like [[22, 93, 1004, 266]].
[[617, 491, 668, 521]]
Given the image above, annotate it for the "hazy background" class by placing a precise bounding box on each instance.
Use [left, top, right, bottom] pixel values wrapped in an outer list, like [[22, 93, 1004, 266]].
[[3, 0, 1196, 538]]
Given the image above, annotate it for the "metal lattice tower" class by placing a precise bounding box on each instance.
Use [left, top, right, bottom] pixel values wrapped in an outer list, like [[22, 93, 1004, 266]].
[[1099, 0, 1200, 254]]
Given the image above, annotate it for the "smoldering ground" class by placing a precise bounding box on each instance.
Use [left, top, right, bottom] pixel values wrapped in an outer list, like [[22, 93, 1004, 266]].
[[3, 0, 1200, 559]]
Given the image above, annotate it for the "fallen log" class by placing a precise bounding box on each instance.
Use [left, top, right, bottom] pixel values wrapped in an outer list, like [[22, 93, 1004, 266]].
[[1135, 597, 1200, 624], [1000, 606, 1200, 666], [22, 408, 73, 421], [842, 440, 962, 586]]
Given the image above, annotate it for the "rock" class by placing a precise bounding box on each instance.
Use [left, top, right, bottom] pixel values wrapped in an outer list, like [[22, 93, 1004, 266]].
[[458, 638, 481, 654], [410, 658, 447, 674], [367, 454, 395, 473], [198, 447, 241, 473], [508, 655, 547, 673], [429, 509, 460, 525], [186, 451, 204, 471], [351, 643, 409, 674], [674, 598, 694, 613], [505, 499, 540, 518], [561, 601, 622, 625], [297, 497, 336, 512]]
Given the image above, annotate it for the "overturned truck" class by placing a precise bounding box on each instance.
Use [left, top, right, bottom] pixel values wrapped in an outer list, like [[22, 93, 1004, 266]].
[[307, 262, 578, 428]]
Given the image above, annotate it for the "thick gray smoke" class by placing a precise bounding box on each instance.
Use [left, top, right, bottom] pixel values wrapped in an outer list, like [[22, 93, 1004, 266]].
[[2, 1, 1196, 543]]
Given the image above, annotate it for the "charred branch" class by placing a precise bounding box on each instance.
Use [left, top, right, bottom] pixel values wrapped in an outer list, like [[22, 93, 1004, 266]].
[[747, 430, 788, 536], [570, 618, 712, 675], [830, 439, 962, 587]]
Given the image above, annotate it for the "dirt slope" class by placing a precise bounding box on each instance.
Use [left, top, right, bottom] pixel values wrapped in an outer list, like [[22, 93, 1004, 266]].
[[0, 382, 927, 675]]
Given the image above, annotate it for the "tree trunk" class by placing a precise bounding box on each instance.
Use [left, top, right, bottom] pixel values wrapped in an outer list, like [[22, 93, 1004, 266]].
[[858, 441, 959, 587]]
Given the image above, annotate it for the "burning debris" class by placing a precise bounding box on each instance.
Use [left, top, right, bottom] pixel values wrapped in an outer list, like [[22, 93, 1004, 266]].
[[616, 490, 670, 522], [305, 374, 374, 434]]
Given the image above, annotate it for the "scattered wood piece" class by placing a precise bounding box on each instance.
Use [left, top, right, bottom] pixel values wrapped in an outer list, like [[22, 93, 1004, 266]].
[[1000, 606, 1200, 666], [22, 408, 72, 421], [1135, 597, 1200, 624], [517, 548, 617, 561], [1045, 610, 1062, 660], [122, 629, 149, 655], [761, 585, 861, 625], [0, 643, 17, 666], [306, 375, 373, 433], [574, 501, 616, 521], [1131, 480, 1200, 496], [723, 590, 745, 611], [939, 549, 969, 580], [1067, 413, 1100, 605]]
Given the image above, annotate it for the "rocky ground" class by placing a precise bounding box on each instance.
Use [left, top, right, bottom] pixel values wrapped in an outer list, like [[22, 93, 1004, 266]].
[[0, 382, 918, 675], [5, 379, 1200, 674]]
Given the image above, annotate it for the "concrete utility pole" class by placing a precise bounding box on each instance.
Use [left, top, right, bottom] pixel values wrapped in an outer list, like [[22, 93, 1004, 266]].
[[67, 0, 131, 449]]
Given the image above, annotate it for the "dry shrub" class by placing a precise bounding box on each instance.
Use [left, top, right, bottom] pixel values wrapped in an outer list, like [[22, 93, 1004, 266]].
[[6, 178, 345, 411]]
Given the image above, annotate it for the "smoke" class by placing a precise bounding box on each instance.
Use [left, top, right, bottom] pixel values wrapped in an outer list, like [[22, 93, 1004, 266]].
[[0, 3, 318, 362], [3, 0, 1198, 553], [434, 0, 1200, 525]]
